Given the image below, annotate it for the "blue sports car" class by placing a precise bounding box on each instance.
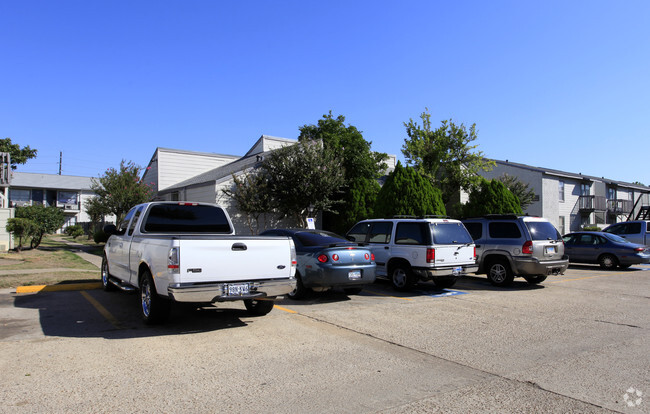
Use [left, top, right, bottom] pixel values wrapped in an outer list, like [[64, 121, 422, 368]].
[[562, 231, 650, 269], [260, 229, 376, 299]]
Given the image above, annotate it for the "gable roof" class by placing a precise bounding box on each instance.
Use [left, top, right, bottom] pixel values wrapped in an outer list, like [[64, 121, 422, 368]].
[[10, 172, 94, 191], [493, 159, 650, 191]]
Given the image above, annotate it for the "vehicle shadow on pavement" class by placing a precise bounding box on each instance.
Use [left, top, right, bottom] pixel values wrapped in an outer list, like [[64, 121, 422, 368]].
[[11, 290, 253, 340], [276, 290, 353, 307]]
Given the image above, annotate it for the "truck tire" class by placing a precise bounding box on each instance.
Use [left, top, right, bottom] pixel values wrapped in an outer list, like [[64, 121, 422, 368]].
[[244, 298, 275, 316], [139, 269, 170, 324], [389, 263, 416, 291], [101, 256, 116, 292], [486, 259, 514, 287], [287, 272, 309, 300]]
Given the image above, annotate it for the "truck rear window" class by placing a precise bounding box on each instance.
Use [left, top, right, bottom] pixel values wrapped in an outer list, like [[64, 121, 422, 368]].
[[143, 204, 232, 233]]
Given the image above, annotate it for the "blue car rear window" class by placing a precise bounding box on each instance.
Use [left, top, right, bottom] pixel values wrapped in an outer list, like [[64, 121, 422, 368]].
[[295, 231, 349, 247]]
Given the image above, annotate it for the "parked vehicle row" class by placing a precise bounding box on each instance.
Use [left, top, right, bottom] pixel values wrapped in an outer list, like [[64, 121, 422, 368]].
[[101, 203, 648, 325]]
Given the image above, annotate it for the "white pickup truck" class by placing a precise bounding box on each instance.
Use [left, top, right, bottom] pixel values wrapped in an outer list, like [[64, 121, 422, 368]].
[[101, 202, 297, 324]]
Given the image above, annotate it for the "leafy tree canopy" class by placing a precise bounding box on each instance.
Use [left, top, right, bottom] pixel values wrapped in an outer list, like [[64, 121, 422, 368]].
[[91, 160, 153, 226], [462, 178, 523, 217], [374, 161, 446, 218], [298, 112, 388, 233], [260, 140, 345, 227], [402, 109, 494, 205], [222, 171, 274, 234], [0, 138, 37, 169], [15, 204, 65, 248], [497, 173, 536, 210]]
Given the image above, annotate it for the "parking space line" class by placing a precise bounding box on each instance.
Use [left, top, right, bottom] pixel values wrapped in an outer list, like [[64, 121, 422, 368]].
[[79, 291, 123, 329], [273, 305, 297, 314], [362, 290, 414, 301]]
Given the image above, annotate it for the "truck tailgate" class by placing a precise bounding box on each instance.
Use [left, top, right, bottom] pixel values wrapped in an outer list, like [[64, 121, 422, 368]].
[[178, 238, 293, 283]]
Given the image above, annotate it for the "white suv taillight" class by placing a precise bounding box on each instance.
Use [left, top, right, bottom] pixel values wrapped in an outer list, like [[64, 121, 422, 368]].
[[168, 247, 180, 273], [289, 239, 297, 279], [426, 248, 435, 263]]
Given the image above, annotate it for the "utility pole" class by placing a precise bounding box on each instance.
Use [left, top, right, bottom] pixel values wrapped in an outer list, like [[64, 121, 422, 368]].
[[59, 151, 62, 175]]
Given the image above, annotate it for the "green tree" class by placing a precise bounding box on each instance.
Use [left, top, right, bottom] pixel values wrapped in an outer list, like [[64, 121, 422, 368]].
[[299, 112, 388, 233], [222, 171, 274, 234], [84, 196, 111, 238], [0, 138, 38, 169], [260, 140, 345, 227], [374, 161, 446, 218], [462, 178, 523, 217], [402, 109, 494, 206], [497, 173, 536, 210], [6, 217, 35, 252], [91, 160, 153, 226], [15, 205, 65, 248]]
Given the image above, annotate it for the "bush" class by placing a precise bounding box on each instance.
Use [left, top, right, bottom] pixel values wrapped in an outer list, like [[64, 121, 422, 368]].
[[93, 230, 109, 244], [65, 224, 85, 238], [582, 226, 601, 231], [6, 217, 35, 252]]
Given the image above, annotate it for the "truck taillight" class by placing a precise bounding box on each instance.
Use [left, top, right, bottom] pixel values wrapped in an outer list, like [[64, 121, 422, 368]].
[[522, 241, 533, 255], [474, 247, 477, 259], [290, 240, 297, 278], [168, 247, 180, 273], [426, 248, 435, 263]]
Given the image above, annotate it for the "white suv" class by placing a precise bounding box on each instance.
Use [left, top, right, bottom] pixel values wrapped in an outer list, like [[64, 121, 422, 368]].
[[346, 217, 478, 290]]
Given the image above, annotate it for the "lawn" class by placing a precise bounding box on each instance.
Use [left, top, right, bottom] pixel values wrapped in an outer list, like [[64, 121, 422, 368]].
[[0, 236, 103, 288]]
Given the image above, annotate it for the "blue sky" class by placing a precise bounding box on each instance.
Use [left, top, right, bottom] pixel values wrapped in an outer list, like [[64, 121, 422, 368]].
[[2, 1, 649, 185]]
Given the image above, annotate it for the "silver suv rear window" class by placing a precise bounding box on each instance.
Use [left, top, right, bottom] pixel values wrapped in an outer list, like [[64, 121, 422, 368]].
[[526, 221, 561, 241]]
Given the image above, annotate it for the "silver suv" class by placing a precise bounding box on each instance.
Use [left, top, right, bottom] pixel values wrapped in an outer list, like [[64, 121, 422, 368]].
[[346, 217, 478, 291], [461, 215, 569, 287]]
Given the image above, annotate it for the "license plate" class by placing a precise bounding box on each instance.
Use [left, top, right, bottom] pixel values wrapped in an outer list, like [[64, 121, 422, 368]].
[[452, 266, 462, 276], [348, 270, 361, 280], [546, 246, 557, 254], [227, 283, 250, 296]]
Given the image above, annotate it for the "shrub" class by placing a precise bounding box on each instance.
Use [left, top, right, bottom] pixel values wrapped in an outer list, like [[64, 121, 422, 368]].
[[93, 230, 109, 244], [6, 217, 35, 252], [65, 224, 85, 238], [582, 226, 601, 231]]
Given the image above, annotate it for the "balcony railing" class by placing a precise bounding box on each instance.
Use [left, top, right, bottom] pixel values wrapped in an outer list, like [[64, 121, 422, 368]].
[[606, 199, 633, 214], [578, 195, 607, 211]]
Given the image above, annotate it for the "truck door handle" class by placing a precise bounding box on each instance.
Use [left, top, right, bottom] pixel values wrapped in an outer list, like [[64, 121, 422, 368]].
[[384, 246, 389, 250], [231, 243, 248, 251]]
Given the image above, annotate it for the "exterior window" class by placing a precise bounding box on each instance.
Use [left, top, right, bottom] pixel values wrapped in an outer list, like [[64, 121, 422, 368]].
[[9, 189, 31, 207], [488, 222, 522, 239], [559, 181, 565, 202], [580, 183, 591, 196], [58, 191, 78, 205], [368, 222, 393, 244], [607, 187, 616, 200], [171, 191, 180, 201], [395, 222, 429, 245], [559, 216, 565, 235]]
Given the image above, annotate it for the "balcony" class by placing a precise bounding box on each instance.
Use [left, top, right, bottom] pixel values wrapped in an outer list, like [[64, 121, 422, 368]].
[[57, 202, 81, 212], [606, 199, 633, 214], [578, 195, 606, 212]]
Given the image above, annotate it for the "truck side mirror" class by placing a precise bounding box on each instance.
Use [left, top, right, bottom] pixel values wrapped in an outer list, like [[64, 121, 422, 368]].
[[103, 224, 117, 236]]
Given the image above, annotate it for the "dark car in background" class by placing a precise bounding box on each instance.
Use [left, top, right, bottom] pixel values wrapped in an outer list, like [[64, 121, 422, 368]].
[[562, 231, 650, 269], [260, 229, 376, 299]]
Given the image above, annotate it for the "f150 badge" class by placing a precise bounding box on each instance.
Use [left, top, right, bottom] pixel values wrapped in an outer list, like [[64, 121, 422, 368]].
[[187, 268, 202, 273]]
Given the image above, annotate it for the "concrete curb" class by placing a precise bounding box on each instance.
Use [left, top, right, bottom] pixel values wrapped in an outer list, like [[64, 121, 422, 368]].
[[15, 282, 102, 293]]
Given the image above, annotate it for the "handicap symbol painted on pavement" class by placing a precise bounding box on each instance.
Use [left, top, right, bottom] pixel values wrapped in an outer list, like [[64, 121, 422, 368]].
[[417, 290, 469, 298]]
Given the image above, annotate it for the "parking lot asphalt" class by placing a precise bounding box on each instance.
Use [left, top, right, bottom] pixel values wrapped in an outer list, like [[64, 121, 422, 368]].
[[1, 265, 648, 413]]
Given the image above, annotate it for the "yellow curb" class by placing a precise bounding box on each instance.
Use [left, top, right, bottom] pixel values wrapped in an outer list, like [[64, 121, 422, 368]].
[[16, 282, 102, 293]]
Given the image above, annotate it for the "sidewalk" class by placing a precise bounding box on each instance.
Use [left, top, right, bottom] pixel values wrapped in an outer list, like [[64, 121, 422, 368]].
[[9, 237, 103, 293]]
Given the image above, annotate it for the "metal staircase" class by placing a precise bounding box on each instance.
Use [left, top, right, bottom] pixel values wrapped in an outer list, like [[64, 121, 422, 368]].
[[635, 206, 650, 220]]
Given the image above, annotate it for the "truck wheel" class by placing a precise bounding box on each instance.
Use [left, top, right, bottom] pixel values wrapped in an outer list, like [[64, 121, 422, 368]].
[[343, 287, 363, 295], [139, 270, 170, 324], [390, 263, 416, 291], [101, 256, 116, 292], [599, 254, 617, 270], [433, 278, 457, 289], [287, 272, 309, 300], [486, 259, 514, 287], [244, 299, 275, 316], [523, 275, 547, 285]]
